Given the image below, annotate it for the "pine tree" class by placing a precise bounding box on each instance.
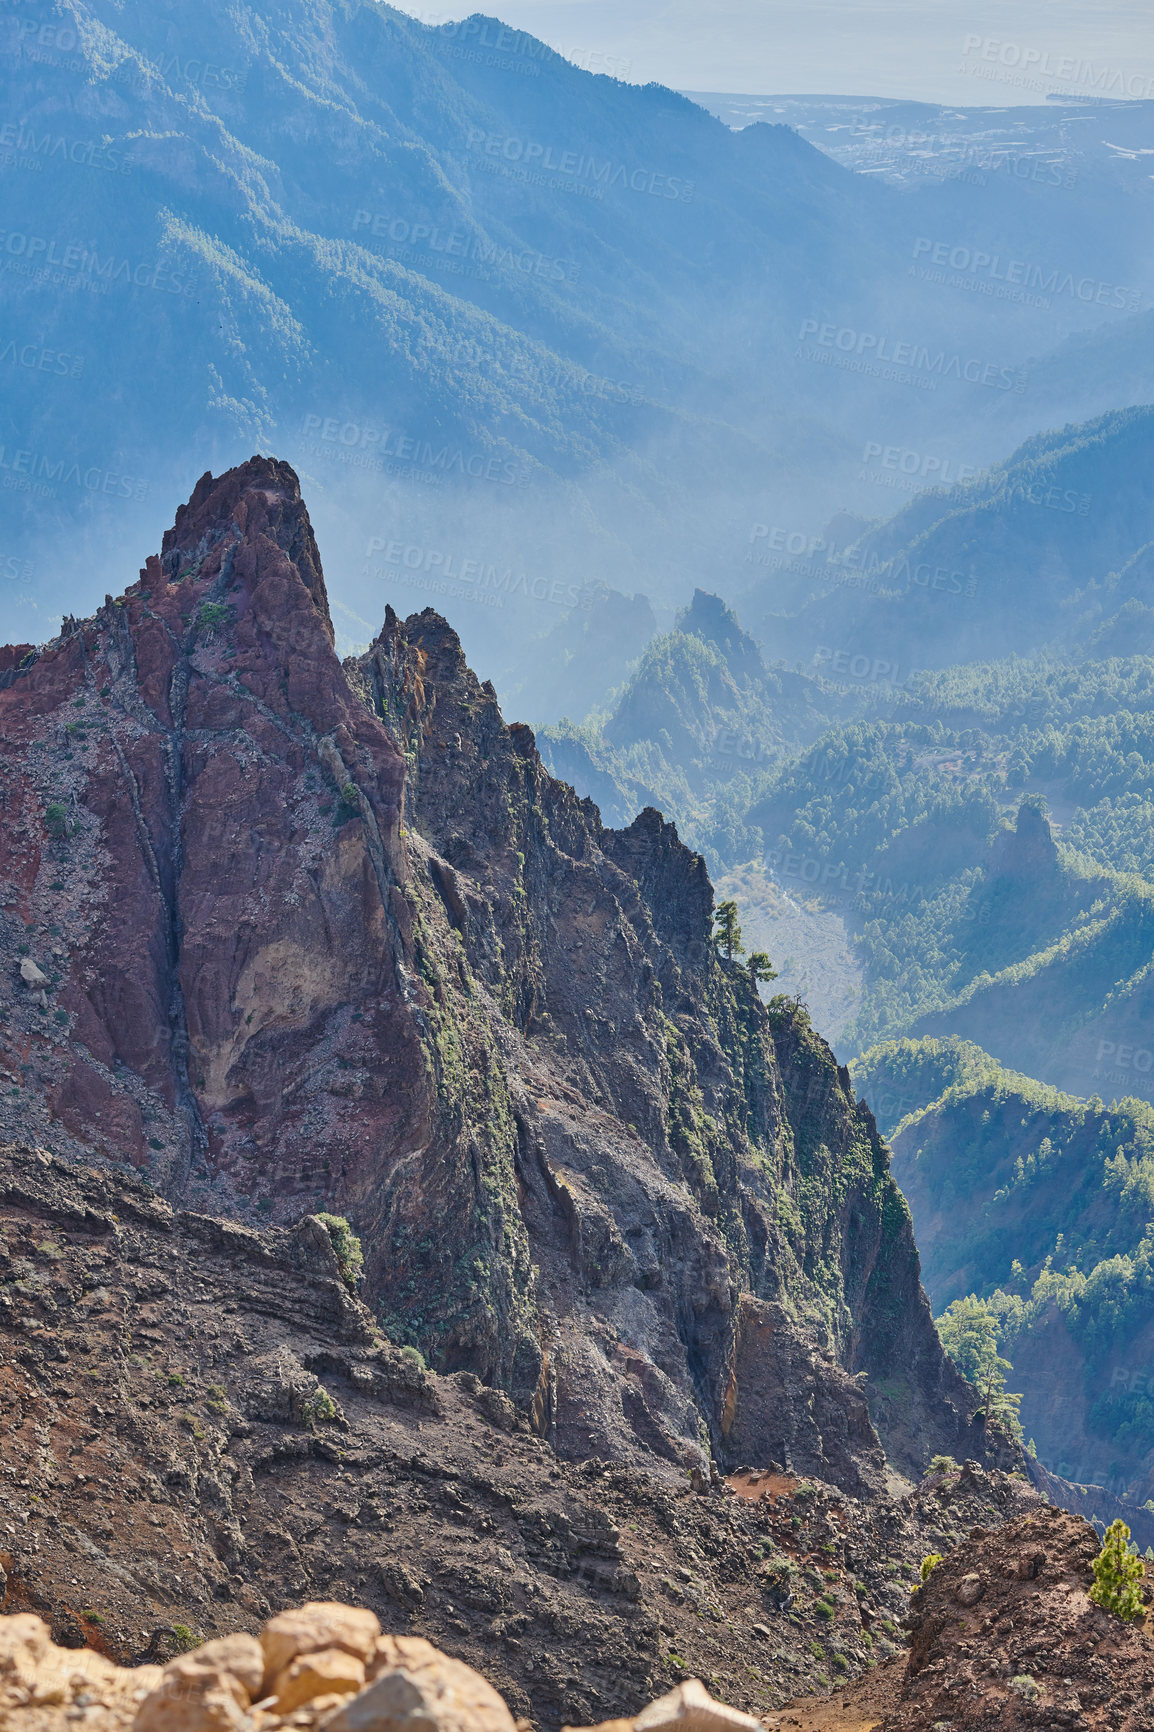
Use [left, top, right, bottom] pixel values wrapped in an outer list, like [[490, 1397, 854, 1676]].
[[714, 900, 744, 961], [1090, 1520, 1146, 1620], [747, 951, 779, 986]]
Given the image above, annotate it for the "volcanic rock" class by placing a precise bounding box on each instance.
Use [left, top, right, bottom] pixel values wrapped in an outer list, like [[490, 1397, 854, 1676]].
[[0, 457, 1003, 1496]]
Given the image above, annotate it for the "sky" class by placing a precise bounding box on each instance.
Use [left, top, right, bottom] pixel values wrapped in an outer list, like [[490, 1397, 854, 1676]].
[[400, 0, 1154, 105]]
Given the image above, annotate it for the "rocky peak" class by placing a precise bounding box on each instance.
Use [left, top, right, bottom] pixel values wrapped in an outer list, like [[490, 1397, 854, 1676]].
[[677, 590, 766, 681], [987, 800, 1060, 884], [0, 460, 1011, 1500]]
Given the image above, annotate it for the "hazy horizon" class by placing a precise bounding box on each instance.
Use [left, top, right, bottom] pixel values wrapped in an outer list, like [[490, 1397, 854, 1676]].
[[399, 0, 1154, 107]]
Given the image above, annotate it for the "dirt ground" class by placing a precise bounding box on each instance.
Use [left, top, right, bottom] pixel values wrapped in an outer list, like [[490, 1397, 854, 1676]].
[[763, 1656, 905, 1732]]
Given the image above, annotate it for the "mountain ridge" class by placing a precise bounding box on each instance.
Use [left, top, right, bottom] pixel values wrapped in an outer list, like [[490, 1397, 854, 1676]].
[[0, 455, 1005, 1495]]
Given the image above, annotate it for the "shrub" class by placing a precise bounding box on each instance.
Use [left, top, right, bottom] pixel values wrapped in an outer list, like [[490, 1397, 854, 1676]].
[[303, 1387, 338, 1426], [926, 1454, 959, 1476], [44, 802, 67, 836], [1090, 1519, 1146, 1620], [1009, 1675, 1040, 1701], [315, 1213, 364, 1291], [197, 602, 230, 631], [921, 1553, 943, 1581], [399, 1343, 427, 1371], [170, 1625, 198, 1654]]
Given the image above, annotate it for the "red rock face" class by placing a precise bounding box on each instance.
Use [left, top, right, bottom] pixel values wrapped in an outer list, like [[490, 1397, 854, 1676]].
[[0, 458, 1000, 1492], [0, 459, 422, 1219]]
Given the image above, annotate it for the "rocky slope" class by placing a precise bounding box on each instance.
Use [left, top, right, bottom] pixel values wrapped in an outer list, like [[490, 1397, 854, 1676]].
[[0, 456, 1007, 1499], [0, 1144, 1041, 1723]]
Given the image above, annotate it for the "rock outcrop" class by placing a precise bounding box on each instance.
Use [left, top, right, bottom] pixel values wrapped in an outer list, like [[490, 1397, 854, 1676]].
[[0, 457, 1006, 1497], [886, 1504, 1154, 1729]]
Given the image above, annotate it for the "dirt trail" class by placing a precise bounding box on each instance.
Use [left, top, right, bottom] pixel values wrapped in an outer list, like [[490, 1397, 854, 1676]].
[[763, 1656, 904, 1731]]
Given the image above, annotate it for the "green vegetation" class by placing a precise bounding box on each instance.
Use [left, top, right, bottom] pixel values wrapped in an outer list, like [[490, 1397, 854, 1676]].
[[857, 1035, 1154, 1482], [315, 1213, 364, 1291], [303, 1387, 338, 1426], [936, 1295, 1024, 1439], [1090, 1520, 1146, 1619], [197, 601, 232, 631], [920, 1553, 942, 1581], [714, 899, 744, 961]]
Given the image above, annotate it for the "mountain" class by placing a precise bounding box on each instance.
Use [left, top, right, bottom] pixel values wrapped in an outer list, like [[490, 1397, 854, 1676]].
[[0, 0, 901, 672], [6, 6, 1153, 725], [741, 404, 1154, 670], [0, 456, 1010, 1503], [854, 1035, 1154, 1503], [538, 590, 848, 859]]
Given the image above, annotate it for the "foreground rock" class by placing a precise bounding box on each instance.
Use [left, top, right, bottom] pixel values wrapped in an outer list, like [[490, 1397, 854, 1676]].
[[0, 1603, 521, 1730], [1, 1610, 774, 1732]]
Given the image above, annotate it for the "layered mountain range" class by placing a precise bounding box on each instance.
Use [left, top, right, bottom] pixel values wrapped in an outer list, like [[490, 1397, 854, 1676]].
[[5, 0, 1154, 719]]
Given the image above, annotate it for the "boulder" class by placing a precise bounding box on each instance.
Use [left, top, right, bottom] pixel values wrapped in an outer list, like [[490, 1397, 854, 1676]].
[[133, 1634, 264, 1732], [261, 1603, 381, 1695], [633, 1680, 763, 1732], [322, 1635, 517, 1732], [273, 1646, 366, 1712]]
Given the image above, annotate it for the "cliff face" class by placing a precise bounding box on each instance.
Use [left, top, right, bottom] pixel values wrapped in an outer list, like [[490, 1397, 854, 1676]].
[[0, 459, 1002, 1490]]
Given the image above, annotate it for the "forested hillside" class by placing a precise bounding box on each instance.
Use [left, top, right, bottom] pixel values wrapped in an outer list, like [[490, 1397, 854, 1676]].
[[742, 404, 1154, 672], [853, 1037, 1154, 1501]]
